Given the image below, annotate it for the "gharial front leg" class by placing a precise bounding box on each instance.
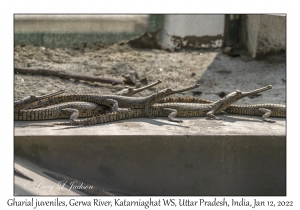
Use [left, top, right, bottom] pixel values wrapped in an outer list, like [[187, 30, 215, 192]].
[[59, 101, 130, 122], [105, 99, 130, 112], [206, 110, 222, 120]]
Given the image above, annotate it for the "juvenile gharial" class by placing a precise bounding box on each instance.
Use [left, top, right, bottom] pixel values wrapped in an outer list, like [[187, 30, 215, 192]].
[[58, 85, 273, 125], [14, 80, 162, 121], [21, 80, 162, 110], [223, 104, 285, 123], [159, 92, 285, 123], [14, 101, 108, 121], [14, 83, 199, 120], [14, 89, 102, 120]]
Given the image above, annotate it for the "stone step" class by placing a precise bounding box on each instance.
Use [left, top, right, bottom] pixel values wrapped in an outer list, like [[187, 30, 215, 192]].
[[14, 115, 286, 195]]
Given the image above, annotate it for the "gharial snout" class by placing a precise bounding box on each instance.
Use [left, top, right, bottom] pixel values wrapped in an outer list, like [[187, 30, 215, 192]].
[[169, 84, 200, 94], [237, 85, 272, 99]]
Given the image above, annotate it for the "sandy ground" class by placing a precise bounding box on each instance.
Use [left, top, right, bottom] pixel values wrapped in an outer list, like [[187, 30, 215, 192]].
[[14, 43, 286, 105]]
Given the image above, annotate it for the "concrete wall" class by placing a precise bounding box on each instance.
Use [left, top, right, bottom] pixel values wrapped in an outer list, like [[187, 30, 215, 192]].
[[15, 15, 226, 50], [15, 135, 286, 196], [161, 15, 225, 49], [14, 15, 148, 47], [240, 15, 286, 58], [15, 15, 148, 33], [257, 15, 286, 56]]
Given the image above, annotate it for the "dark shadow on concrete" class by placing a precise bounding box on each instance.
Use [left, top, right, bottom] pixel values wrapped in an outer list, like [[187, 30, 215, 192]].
[[222, 115, 286, 123], [53, 119, 190, 130]]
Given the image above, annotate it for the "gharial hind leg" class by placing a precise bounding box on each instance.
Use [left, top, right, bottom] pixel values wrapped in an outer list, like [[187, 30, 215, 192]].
[[259, 108, 276, 123], [206, 111, 222, 120], [162, 108, 183, 123]]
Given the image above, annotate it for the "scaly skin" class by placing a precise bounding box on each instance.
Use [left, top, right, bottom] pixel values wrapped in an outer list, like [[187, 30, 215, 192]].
[[16, 85, 280, 123], [58, 85, 273, 125], [14, 89, 65, 112], [15, 84, 199, 119], [160, 95, 285, 123], [58, 103, 212, 125], [224, 104, 285, 123], [14, 81, 192, 120], [159, 97, 212, 104], [14, 80, 158, 121], [15, 81, 163, 120], [14, 101, 107, 121], [25, 80, 162, 109]]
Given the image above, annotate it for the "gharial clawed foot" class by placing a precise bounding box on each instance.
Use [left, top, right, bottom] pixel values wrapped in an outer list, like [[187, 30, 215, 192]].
[[164, 108, 183, 123], [14, 89, 65, 111], [263, 119, 276, 123], [170, 118, 183, 123], [207, 116, 222, 121], [260, 108, 276, 123], [206, 112, 222, 121]]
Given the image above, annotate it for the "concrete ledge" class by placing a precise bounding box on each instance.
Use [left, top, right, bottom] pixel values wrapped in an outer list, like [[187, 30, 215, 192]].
[[14, 116, 286, 195], [14, 32, 138, 48], [14, 115, 285, 136], [14, 15, 148, 33]]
